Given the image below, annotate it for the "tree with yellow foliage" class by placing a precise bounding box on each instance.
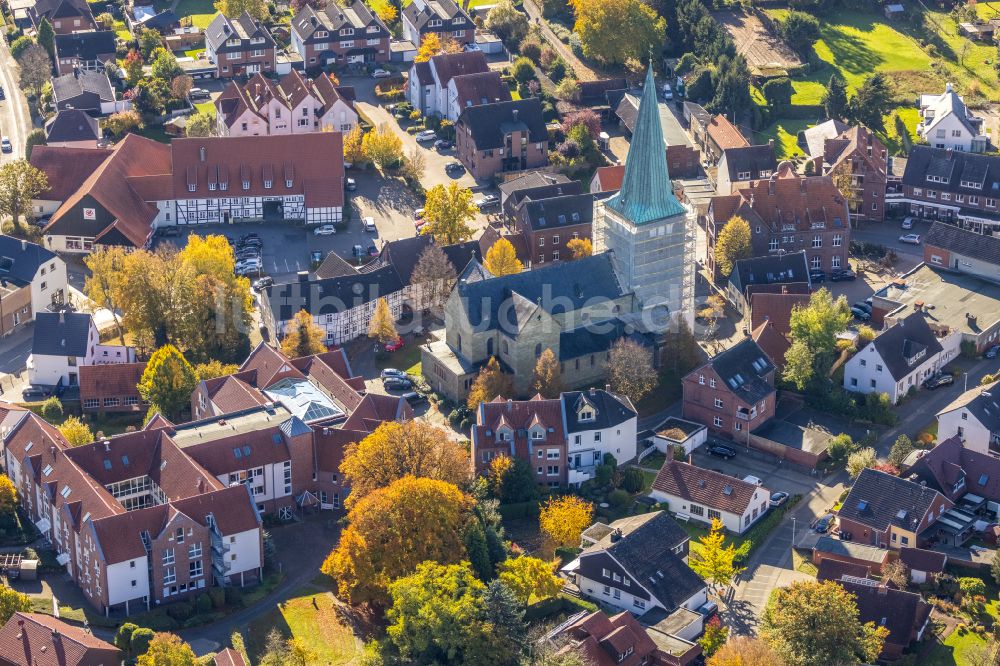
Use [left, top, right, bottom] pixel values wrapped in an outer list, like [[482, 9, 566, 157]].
[[343, 125, 366, 165], [689, 518, 745, 593], [59, 416, 94, 447], [375, 3, 397, 24], [422, 183, 477, 244], [539, 496, 593, 549], [566, 237, 592, 259], [280, 309, 327, 358], [498, 556, 563, 604], [467, 356, 515, 409], [362, 124, 403, 171], [715, 216, 752, 277], [414, 33, 463, 62], [136, 633, 196, 666], [532, 348, 562, 398], [368, 297, 398, 346], [320, 476, 474, 605], [340, 420, 470, 507], [483, 237, 522, 276], [0, 474, 17, 519], [571, 0, 665, 66]]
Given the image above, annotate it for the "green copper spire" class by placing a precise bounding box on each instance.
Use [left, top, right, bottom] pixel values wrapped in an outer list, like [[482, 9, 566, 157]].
[[607, 64, 686, 224]]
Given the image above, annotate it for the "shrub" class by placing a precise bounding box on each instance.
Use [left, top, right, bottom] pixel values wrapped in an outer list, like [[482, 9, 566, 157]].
[[41, 397, 63, 420], [209, 587, 225, 609], [539, 46, 557, 69], [675, 52, 698, 75], [195, 593, 213, 613], [224, 586, 243, 607], [408, 110, 422, 121], [519, 38, 542, 63], [547, 57, 567, 83], [167, 601, 193, 620], [608, 489, 630, 507], [594, 464, 612, 487], [621, 468, 644, 493], [512, 56, 536, 84]]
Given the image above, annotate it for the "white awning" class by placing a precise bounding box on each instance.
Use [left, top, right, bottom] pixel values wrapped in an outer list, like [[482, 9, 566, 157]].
[[561, 557, 581, 573], [34, 518, 51, 534], [55, 553, 71, 566]]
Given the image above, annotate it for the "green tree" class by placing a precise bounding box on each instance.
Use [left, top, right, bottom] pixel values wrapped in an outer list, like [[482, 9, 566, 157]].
[[700, 616, 729, 658], [573, 0, 666, 65], [9, 36, 34, 59], [115, 623, 139, 661], [789, 288, 852, 357], [280, 309, 327, 358], [123, 50, 144, 86], [690, 518, 745, 592], [960, 576, 987, 600], [760, 580, 888, 666], [385, 561, 521, 665], [59, 416, 94, 447], [467, 356, 515, 409], [715, 216, 752, 277], [423, 183, 477, 244], [483, 237, 522, 276], [511, 56, 535, 84], [367, 297, 398, 346], [488, 455, 539, 504], [781, 339, 815, 390], [485, 0, 529, 45], [130, 628, 155, 661], [482, 579, 526, 656], [214, 0, 268, 20], [132, 77, 171, 115], [823, 72, 849, 121], [137, 27, 163, 59], [138, 345, 199, 420], [0, 160, 48, 231], [888, 435, 915, 469], [498, 556, 563, 604], [150, 48, 180, 80], [711, 55, 753, 121], [136, 633, 195, 666], [826, 433, 857, 468], [851, 73, 893, 133], [24, 128, 45, 160], [40, 396, 63, 420], [847, 447, 877, 478], [0, 586, 31, 625], [532, 348, 563, 398], [991, 550, 1000, 586], [893, 111, 912, 155], [779, 11, 820, 55], [104, 110, 143, 139], [607, 338, 658, 402], [36, 18, 55, 61], [185, 112, 216, 137]]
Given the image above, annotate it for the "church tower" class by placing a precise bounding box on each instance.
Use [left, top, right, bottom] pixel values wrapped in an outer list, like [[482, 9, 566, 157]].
[[593, 65, 696, 331]]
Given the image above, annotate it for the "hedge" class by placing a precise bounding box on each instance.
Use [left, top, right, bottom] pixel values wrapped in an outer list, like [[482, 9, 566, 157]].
[[498, 500, 541, 520], [524, 594, 598, 621]]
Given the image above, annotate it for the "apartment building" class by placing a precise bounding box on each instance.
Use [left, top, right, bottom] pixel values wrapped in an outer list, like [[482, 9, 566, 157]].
[[205, 12, 276, 79], [455, 98, 549, 180], [0, 235, 67, 337], [291, 0, 390, 68], [401, 0, 474, 47], [804, 125, 888, 223]]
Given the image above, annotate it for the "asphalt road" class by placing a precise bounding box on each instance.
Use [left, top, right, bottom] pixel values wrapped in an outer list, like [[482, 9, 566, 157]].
[[0, 34, 32, 162]]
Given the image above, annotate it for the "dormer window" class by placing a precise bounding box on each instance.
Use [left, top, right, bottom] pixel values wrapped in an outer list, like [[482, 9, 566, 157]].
[[242, 180, 250, 190], [339, 27, 354, 36], [285, 179, 293, 188], [453, 16, 464, 23], [497, 428, 512, 442], [250, 36, 265, 44], [428, 18, 442, 27], [579, 409, 594, 422], [315, 30, 327, 38], [264, 179, 273, 189], [530, 429, 544, 440]]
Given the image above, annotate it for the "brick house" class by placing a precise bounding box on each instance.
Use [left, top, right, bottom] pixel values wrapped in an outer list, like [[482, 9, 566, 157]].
[[30, 0, 95, 34], [512, 192, 594, 266], [456, 98, 549, 180], [681, 337, 776, 438], [836, 468, 956, 549], [716, 143, 776, 196], [53, 31, 116, 75], [401, 0, 473, 47], [407, 51, 490, 118], [891, 146, 1000, 234], [613, 91, 701, 180], [552, 610, 701, 666], [290, 0, 390, 69], [205, 12, 276, 79], [707, 162, 851, 276], [0, 612, 121, 666], [923, 220, 1000, 280], [804, 125, 888, 224], [80, 362, 146, 414]]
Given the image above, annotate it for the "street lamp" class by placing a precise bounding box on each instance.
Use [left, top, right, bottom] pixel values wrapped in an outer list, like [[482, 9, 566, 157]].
[[791, 517, 796, 549]]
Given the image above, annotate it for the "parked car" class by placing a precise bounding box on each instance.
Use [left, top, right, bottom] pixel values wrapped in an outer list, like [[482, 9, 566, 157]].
[[812, 513, 835, 533], [743, 475, 764, 486], [445, 161, 464, 173], [158, 225, 182, 237], [707, 442, 737, 459], [986, 345, 1000, 359], [463, 42, 481, 52], [924, 374, 955, 390], [252, 276, 273, 291], [415, 130, 438, 142], [346, 177, 357, 191], [434, 139, 453, 151], [899, 233, 922, 244], [475, 194, 499, 211], [1, 137, 11, 153], [383, 376, 412, 390], [852, 302, 872, 315], [850, 306, 871, 321], [770, 491, 789, 507], [21, 386, 51, 401], [809, 270, 826, 284], [385, 336, 405, 352], [380, 368, 407, 379], [662, 83, 673, 100], [372, 69, 391, 79], [401, 391, 428, 406], [901, 216, 914, 230], [362, 216, 376, 233], [368, 245, 379, 256], [189, 88, 210, 100], [314, 224, 337, 236], [830, 269, 856, 282], [352, 244, 365, 258], [698, 601, 718, 618]]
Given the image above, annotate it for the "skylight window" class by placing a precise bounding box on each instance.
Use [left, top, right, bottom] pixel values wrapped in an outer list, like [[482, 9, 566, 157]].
[[857, 500, 868, 511], [121, 455, 129, 466], [896, 509, 907, 520], [42, 464, 53, 477], [243, 446, 251, 457], [980, 474, 990, 485], [103, 460, 112, 470], [233, 448, 242, 459], [60, 486, 71, 498]]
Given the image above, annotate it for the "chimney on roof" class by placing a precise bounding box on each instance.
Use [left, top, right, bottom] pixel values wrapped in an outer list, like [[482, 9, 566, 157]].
[[610, 528, 623, 542], [768, 138, 774, 148], [297, 270, 309, 282], [605, 384, 610, 392], [946, 82, 953, 93], [199, 146, 206, 162], [512, 108, 518, 121], [781, 285, 788, 294], [589, 387, 595, 395], [20, 239, 26, 250], [59, 311, 64, 324], [507, 398, 512, 411], [103, 440, 110, 452], [878, 582, 888, 595]]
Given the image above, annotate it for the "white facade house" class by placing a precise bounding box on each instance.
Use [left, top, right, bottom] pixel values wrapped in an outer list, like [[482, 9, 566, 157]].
[[650, 460, 771, 534], [405, 51, 489, 117], [27, 312, 135, 387], [0, 236, 68, 327], [917, 84, 988, 153], [937, 380, 1000, 457], [219, 527, 263, 587], [650, 417, 707, 457], [564, 390, 639, 486], [843, 312, 959, 404], [106, 557, 152, 613]]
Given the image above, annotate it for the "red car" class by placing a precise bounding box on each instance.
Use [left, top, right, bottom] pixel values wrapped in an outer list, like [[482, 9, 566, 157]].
[[385, 336, 405, 352]]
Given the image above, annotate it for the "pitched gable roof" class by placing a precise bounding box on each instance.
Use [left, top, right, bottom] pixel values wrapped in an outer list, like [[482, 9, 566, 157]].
[[430, 51, 489, 87], [730, 250, 809, 294], [868, 312, 944, 381], [51, 69, 114, 105], [720, 144, 776, 182], [79, 362, 145, 402], [707, 114, 749, 150], [44, 109, 100, 144], [751, 321, 791, 370], [458, 98, 547, 149], [837, 468, 946, 533], [652, 460, 762, 515], [0, 236, 58, 287], [925, 220, 1000, 265], [30, 146, 111, 201], [0, 612, 120, 666], [53, 30, 116, 61], [449, 71, 511, 108], [694, 337, 775, 404], [838, 578, 931, 650], [908, 434, 1000, 502], [31, 312, 92, 357]]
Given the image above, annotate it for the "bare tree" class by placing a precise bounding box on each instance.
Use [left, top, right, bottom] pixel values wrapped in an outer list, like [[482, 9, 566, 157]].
[[17, 45, 52, 99], [606, 338, 658, 403], [410, 243, 457, 313]]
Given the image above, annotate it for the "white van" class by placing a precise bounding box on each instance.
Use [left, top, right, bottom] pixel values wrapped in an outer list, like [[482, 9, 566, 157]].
[[362, 217, 376, 233]]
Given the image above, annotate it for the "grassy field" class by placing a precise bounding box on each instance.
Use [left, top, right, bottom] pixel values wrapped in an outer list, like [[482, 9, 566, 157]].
[[922, 8, 998, 100], [245, 587, 362, 665], [195, 101, 215, 115], [754, 118, 810, 159], [174, 0, 217, 29], [925, 626, 988, 666], [375, 342, 422, 376]]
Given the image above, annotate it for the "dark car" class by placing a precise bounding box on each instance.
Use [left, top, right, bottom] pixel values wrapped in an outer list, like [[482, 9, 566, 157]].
[[707, 442, 737, 459], [987, 345, 1000, 359], [252, 276, 273, 291], [812, 513, 835, 533], [367, 245, 379, 256], [925, 374, 955, 390], [809, 270, 826, 284], [401, 391, 428, 406], [830, 269, 856, 282], [434, 139, 453, 151], [21, 386, 51, 401], [383, 377, 413, 390], [850, 306, 871, 321]]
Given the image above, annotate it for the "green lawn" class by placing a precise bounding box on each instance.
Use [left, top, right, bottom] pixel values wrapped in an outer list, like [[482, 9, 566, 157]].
[[925, 627, 989, 666], [375, 342, 422, 376], [184, 48, 205, 59], [922, 8, 999, 100], [754, 118, 810, 159], [976, 1, 1000, 19], [173, 0, 217, 29], [195, 101, 215, 115], [245, 587, 362, 665], [113, 20, 132, 41]]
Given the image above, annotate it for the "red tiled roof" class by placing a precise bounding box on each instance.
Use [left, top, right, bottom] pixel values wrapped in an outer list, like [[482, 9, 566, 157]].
[[214, 648, 248, 666], [652, 460, 761, 516], [0, 612, 120, 666], [707, 114, 749, 150], [205, 372, 270, 414], [291, 353, 364, 413], [90, 505, 169, 564], [341, 393, 411, 431], [449, 71, 511, 109], [170, 484, 261, 535], [727, 163, 847, 232], [78, 362, 145, 403], [183, 426, 292, 476], [239, 343, 305, 388], [749, 292, 811, 337], [751, 321, 791, 370], [314, 426, 368, 473], [592, 165, 624, 193], [899, 547, 947, 573], [29, 146, 112, 202], [816, 557, 871, 582]]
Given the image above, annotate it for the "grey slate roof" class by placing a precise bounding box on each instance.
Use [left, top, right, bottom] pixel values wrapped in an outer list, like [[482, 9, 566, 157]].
[[457, 98, 547, 150], [839, 578, 931, 650], [456, 253, 626, 330], [838, 467, 944, 533], [586, 512, 705, 612], [938, 381, 1000, 438], [0, 235, 57, 287], [869, 312, 943, 381], [557, 320, 648, 360], [266, 265, 404, 321], [32, 312, 92, 357], [720, 144, 777, 182], [925, 220, 1000, 265], [563, 389, 636, 434], [53, 30, 116, 62], [729, 251, 809, 294], [51, 70, 114, 104], [403, 0, 469, 31], [902, 146, 1000, 195], [704, 337, 775, 405], [519, 193, 594, 231], [44, 109, 99, 143], [362, 235, 480, 286]]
